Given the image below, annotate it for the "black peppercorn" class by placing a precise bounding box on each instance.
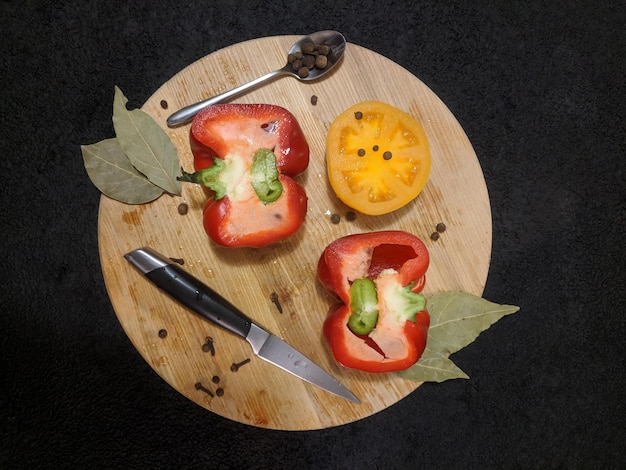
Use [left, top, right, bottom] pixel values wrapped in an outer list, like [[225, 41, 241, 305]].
[[158, 329, 167, 338], [330, 213, 341, 224], [301, 42, 316, 55], [318, 44, 330, 56], [315, 55, 328, 69], [436, 222, 447, 233]]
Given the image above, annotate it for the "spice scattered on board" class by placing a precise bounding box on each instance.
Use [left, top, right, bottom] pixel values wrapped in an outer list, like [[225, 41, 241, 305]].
[[270, 292, 283, 313], [430, 222, 447, 241], [230, 358, 251, 372], [177, 202, 188, 215], [158, 329, 168, 338], [194, 382, 214, 397], [202, 336, 215, 355]]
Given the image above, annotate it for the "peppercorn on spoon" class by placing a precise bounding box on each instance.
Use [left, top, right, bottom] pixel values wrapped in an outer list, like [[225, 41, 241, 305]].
[[125, 246, 360, 404], [166, 30, 346, 127]]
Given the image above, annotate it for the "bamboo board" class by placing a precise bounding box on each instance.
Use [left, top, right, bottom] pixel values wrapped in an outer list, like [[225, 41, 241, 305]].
[[98, 35, 492, 430]]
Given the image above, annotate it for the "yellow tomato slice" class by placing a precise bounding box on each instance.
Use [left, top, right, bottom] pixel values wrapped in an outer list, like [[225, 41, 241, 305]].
[[326, 101, 431, 215]]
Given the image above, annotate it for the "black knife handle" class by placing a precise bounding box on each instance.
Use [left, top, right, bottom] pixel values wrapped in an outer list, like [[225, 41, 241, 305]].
[[145, 263, 252, 339]]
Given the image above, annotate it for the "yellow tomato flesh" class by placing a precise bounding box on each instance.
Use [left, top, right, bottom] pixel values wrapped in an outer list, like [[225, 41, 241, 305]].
[[326, 101, 431, 215]]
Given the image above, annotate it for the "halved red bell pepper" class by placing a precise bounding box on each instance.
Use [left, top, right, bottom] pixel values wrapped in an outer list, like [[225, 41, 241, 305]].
[[318, 231, 430, 372], [179, 103, 309, 247]]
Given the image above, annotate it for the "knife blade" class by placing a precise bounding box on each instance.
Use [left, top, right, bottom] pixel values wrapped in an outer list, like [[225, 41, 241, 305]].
[[124, 247, 360, 404]]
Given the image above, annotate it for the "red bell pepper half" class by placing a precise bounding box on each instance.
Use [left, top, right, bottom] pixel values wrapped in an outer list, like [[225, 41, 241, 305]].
[[318, 231, 430, 373], [179, 103, 309, 247]]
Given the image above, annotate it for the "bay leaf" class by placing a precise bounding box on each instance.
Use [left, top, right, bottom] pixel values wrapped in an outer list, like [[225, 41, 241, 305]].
[[399, 348, 469, 382], [112, 86, 181, 195], [426, 291, 520, 355], [399, 291, 520, 383], [81, 138, 164, 204]]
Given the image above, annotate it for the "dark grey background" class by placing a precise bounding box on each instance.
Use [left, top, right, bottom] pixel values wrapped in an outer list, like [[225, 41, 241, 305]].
[[2, 1, 624, 468]]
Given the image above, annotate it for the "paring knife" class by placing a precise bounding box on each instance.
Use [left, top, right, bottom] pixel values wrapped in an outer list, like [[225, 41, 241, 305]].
[[124, 247, 360, 404]]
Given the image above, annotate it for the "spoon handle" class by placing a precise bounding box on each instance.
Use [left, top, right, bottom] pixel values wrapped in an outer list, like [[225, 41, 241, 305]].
[[166, 68, 290, 127]]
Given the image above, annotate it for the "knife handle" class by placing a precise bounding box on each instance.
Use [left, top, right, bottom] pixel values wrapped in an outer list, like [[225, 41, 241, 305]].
[[139, 260, 252, 339]]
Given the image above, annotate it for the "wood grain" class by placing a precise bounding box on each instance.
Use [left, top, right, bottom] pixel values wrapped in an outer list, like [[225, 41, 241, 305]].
[[98, 35, 492, 430]]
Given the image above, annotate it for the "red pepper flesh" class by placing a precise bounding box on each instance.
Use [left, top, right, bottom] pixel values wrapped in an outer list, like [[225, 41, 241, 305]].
[[318, 231, 430, 373], [189, 103, 309, 247]]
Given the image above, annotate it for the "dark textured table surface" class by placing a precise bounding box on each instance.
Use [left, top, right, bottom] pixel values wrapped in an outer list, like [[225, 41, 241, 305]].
[[2, 1, 625, 468]]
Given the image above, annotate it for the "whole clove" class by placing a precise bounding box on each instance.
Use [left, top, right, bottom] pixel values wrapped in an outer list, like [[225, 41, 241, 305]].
[[202, 336, 215, 355], [230, 358, 251, 372], [270, 292, 283, 314], [194, 382, 214, 397]]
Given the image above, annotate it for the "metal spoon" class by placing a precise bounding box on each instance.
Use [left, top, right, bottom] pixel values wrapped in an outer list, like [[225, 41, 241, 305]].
[[166, 30, 346, 127]]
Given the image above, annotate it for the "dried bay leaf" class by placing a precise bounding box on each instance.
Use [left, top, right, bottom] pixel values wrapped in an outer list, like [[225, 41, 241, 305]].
[[82, 138, 164, 204], [112, 86, 181, 195], [399, 291, 520, 383], [399, 348, 469, 382]]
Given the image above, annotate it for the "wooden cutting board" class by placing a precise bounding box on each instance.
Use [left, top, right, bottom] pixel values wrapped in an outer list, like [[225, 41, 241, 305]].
[[98, 35, 492, 430]]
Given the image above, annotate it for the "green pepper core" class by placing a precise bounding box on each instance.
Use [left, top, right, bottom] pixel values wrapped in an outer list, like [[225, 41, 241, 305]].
[[177, 158, 228, 199], [400, 281, 427, 322], [348, 278, 379, 335], [250, 148, 283, 204]]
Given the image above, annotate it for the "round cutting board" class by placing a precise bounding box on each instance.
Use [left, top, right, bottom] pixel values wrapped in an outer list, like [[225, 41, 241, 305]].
[[98, 35, 492, 430]]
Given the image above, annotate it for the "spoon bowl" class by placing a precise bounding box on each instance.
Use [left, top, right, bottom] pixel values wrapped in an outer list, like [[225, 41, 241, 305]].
[[284, 30, 346, 81], [166, 31, 346, 127]]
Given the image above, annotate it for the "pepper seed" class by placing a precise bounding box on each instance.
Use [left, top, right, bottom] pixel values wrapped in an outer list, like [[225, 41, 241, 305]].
[[177, 202, 188, 215], [357, 149, 366, 157], [383, 151, 393, 160], [436, 222, 447, 233], [158, 329, 167, 338], [160, 100, 168, 109], [215, 387, 225, 397], [310, 95, 318, 105], [430, 232, 440, 241], [354, 111, 363, 120], [345, 211, 357, 221], [330, 213, 341, 224], [372, 145, 379, 151]]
